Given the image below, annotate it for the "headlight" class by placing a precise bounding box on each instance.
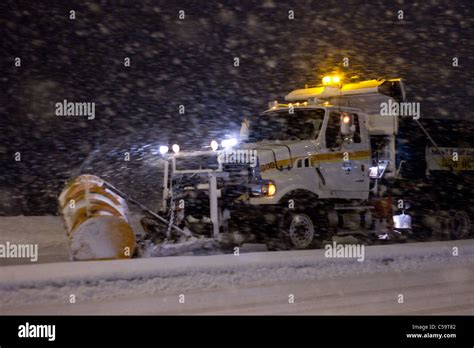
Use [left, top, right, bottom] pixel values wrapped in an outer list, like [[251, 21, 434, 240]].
[[267, 183, 276, 196], [250, 181, 277, 197], [210, 140, 219, 151], [172, 144, 180, 154], [221, 138, 238, 148], [159, 145, 169, 155]]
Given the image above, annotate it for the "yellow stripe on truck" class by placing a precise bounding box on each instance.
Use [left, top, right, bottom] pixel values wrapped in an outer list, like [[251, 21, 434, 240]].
[[260, 150, 370, 172]]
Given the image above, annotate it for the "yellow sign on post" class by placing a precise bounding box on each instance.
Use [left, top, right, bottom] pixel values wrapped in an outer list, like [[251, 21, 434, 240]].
[[426, 147, 474, 171]]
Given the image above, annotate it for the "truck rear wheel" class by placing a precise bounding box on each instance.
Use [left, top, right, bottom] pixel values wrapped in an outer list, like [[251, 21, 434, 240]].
[[449, 210, 471, 240]]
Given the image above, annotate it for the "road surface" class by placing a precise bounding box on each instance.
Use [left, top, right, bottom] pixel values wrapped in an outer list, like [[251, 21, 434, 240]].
[[1, 237, 473, 315]]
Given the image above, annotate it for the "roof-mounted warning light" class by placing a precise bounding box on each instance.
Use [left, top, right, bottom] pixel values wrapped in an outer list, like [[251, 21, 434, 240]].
[[322, 75, 342, 86]]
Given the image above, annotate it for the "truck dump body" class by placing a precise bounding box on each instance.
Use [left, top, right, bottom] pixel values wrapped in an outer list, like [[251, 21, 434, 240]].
[[391, 118, 474, 238], [397, 118, 474, 179]]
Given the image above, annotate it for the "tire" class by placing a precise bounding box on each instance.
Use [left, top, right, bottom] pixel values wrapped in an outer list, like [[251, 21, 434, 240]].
[[449, 210, 471, 240], [280, 210, 324, 249]]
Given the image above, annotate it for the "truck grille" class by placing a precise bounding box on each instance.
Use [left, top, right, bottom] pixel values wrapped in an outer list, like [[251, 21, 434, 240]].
[[222, 163, 252, 184]]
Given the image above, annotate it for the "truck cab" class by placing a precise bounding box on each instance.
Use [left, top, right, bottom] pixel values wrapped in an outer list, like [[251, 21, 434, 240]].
[[242, 77, 406, 207], [244, 104, 371, 206]]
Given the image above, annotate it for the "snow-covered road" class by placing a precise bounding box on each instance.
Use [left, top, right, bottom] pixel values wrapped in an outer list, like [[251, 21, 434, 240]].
[[0, 216, 69, 265], [1, 239, 473, 315], [0, 215, 145, 265]]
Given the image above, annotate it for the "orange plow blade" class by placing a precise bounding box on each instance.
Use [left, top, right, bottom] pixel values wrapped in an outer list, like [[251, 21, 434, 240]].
[[59, 175, 135, 261]]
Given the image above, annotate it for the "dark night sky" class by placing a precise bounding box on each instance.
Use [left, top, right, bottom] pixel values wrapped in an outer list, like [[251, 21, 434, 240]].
[[0, 0, 473, 214]]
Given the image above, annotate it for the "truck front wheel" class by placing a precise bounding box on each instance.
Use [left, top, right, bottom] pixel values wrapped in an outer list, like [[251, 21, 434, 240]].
[[279, 211, 324, 249]]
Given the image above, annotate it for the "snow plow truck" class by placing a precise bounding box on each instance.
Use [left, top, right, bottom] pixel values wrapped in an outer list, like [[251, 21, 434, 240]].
[[59, 75, 474, 260]]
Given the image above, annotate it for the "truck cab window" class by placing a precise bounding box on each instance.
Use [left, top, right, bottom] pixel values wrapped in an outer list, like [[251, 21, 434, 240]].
[[252, 108, 325, 142], [352, 114, 361, 143], [326, 112, 361, 148], [326, 112, 341, 149]]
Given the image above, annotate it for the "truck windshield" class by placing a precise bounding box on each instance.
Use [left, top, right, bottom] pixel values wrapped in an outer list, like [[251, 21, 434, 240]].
[[250, 108, 325, 142]]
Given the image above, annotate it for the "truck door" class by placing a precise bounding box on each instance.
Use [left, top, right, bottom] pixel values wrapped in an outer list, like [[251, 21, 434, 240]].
[[319, 110, 370, 198]]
